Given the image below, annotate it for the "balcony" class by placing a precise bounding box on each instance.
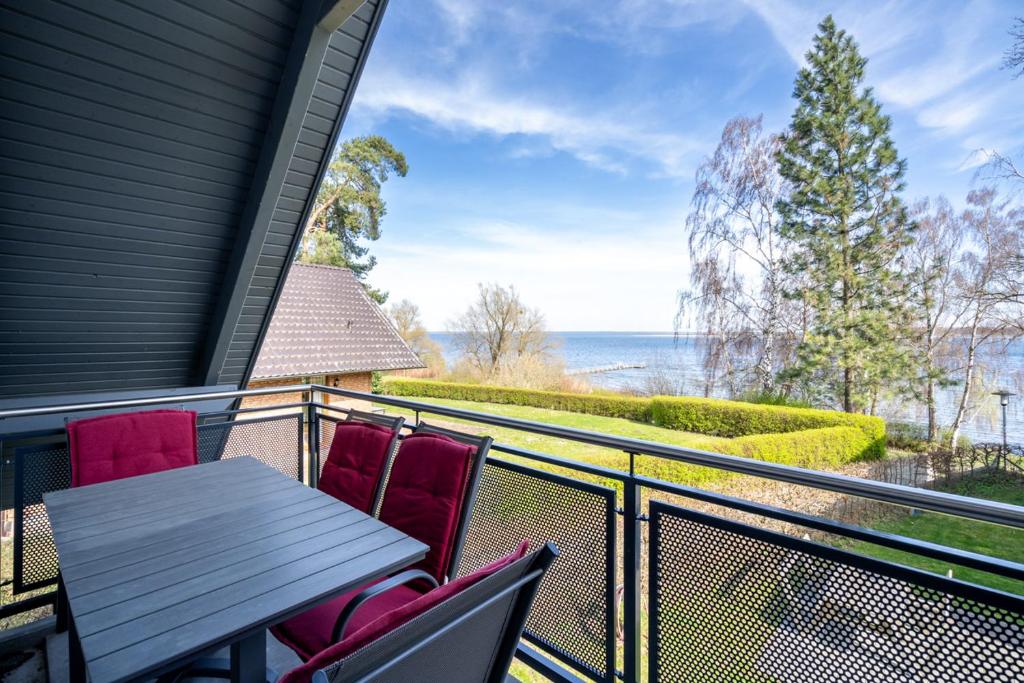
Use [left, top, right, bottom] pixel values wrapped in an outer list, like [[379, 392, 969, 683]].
[[1, 384, 1021, 683]]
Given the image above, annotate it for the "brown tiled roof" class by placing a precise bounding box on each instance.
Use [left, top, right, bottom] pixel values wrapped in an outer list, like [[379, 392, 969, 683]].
[[250, 264, 423, 380]]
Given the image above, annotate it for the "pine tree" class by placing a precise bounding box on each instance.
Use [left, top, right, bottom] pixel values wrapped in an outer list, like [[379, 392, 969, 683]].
[[776, 15, 914, 413]]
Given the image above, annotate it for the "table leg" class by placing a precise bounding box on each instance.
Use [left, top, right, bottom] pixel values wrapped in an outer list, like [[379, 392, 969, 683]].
[[230, 630, 267, 683], [56, 575, 69, 634], [69, 615, 86, 683]]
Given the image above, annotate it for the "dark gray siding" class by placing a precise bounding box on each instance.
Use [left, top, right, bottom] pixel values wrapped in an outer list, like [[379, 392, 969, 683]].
[[0, 0, 387, 398], [218, 0, 382, 387]]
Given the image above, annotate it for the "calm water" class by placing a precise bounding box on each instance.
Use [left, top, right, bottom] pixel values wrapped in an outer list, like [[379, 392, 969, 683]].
[[430, 331, 1024, 444]]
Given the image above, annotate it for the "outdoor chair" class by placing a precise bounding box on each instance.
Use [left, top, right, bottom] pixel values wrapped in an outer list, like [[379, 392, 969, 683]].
[[272, 425, 493, 660], [66, 409, 199, 488], [59, 409, 200, 634], [318, 409, 404, 514], [187, 542, 557, 683]]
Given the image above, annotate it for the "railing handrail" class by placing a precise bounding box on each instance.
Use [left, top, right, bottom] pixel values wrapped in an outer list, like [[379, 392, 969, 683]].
[[1, 382, 1022, 529], [317, 385, 1024, 530], [0, 384, 310, 420]]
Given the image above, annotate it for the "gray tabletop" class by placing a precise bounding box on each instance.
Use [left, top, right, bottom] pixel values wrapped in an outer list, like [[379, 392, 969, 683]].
[[44, 456, 428, 683]]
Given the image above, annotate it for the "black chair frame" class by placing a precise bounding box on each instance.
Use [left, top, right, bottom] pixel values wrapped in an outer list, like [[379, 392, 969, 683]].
[[181, 545, 557, 683], [313, 543, 558, 683]]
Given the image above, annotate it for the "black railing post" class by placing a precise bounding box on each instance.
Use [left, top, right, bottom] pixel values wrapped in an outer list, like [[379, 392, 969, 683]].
[[623, 452, 642, 683], [304, 390, 318, 487]]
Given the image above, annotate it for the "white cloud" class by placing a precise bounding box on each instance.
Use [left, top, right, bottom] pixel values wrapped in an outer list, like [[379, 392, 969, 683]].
[[917, 89, 996, 135], [369, 195, 689, 331], [354, 69, 704, 178], [739, 0, 1001, 111], [374, 223, 687, 331]]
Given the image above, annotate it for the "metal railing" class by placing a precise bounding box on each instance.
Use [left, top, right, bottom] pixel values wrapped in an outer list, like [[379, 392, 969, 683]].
[[1, 384, 1022, 683]]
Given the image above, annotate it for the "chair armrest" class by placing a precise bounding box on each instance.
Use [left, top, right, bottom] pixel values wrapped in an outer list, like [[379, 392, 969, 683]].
[[331, 570, 439, 644]]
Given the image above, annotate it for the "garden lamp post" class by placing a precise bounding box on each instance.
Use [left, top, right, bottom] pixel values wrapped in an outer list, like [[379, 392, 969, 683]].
[[992, 390, 1015, 464]]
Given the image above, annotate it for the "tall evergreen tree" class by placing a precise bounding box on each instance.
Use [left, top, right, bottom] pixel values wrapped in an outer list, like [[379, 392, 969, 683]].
[[297, 135, 408, 303], [776, 15, 914, 413]]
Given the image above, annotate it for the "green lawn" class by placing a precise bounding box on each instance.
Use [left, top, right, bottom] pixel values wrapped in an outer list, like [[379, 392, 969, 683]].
[[847, 472, 1024, 595], [377, 396, 732, 487]]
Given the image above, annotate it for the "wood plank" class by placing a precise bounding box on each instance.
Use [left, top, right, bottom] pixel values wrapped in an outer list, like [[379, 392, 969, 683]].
[[47, 456, 264, 520], [87, 536, 426, 683], [52, 466, 294, 540], [67, 500, 353, 596], [81, 526, 409, 656], [74, 514, 381, 632], [49, 465, 285, 533], [61, 489, 327, 585]]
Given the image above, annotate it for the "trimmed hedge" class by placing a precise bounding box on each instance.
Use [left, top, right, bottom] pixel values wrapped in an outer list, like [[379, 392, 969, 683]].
[[378, 377, 886, 464], [380, 378, 651, 421], [634, 427, 877, 487], [648, 395, 885, 456]]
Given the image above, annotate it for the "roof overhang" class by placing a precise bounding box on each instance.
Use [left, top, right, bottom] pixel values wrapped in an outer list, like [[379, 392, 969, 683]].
[[0, 0, 390, 400]]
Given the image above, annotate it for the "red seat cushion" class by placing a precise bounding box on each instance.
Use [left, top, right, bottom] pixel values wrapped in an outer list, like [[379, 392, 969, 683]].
[[378, 432, 476, 583], [277, 541, 530, 683], [318, 421, 396, 513], [272, 580, 424, 661], [67, 410, 198, 487]]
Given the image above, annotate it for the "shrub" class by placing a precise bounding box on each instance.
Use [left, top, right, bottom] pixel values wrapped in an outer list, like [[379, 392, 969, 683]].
[[734, 389, 812, 409], [379, 377, 651, 421], [648, 395, 885, 458], [613, 427, 879, 488], [379, 377, 886, 463], [886, 421, 930, 452]]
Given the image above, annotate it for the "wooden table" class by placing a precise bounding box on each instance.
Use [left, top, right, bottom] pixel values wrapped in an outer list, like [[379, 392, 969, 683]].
[[44, 457, 428, 683]]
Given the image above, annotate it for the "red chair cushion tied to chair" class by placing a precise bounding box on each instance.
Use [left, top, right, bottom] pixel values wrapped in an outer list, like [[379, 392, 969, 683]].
[[378, 432, 476, 583], [318, 421, 396, 513], [276, 541, 530, 683], [67, 410, 198, 487]]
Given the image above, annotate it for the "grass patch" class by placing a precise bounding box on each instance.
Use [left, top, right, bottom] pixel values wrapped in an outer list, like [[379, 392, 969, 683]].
[[848, 472, 1024, 595], [376, 396, 734, 489]]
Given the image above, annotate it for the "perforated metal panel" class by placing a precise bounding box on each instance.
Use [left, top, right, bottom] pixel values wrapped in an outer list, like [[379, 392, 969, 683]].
[[317, 413, 340, 475], [458, 459, 617, 682], [13, 441, 70, 592], [197, 414, 303, 480], [649, 500, 1024, 683]]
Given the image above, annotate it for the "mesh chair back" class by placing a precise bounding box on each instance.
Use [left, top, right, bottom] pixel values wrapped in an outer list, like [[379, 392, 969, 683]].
[[313, 543, 557, 683], [345, 409, 404, 432]]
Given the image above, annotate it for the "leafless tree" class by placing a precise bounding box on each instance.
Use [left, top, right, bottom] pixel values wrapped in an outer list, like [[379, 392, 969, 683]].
[[902, 197, 967, 441], [976, 150, 1024, 199], [679, 115, 794, 395], [1004, 17, 1024, 78], [447, 284, 554, 375], [948, 189, 1024, 449], [387, 299, 445, 372]]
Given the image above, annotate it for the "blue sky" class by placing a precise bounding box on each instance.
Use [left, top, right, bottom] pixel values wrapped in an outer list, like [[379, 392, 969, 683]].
[[339, 0, 1024, 331]]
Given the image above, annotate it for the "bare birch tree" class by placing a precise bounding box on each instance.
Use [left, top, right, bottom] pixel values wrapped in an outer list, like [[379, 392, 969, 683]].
[[680, 115, 793, 395], [902, 197, 966, 441], [948, 189, 1024, 449]]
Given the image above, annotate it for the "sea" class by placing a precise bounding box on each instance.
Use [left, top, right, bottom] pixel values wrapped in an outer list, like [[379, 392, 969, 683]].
[[429, 331, 1024, 445]]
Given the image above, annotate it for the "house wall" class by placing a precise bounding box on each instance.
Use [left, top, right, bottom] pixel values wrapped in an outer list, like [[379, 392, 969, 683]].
[[243, 372, 373, 410]]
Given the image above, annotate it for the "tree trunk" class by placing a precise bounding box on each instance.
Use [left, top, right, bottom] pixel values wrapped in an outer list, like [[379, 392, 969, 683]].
[[926, 378, 937, 443], [949, 323, 980, 452], [843, 366, 853, 413], [758, 279, 780, 394], [841, 221, 853, 413]]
